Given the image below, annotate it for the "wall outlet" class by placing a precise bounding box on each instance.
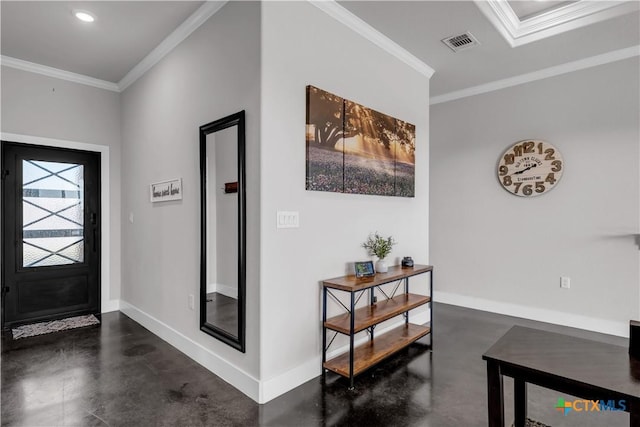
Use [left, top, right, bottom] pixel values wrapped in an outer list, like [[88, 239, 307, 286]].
[[560, 277, 571, 289], [188, 294, 194, 310]]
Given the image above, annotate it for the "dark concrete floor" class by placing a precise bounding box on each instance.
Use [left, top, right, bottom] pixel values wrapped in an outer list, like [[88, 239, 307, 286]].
[[1, 303, 630, 426]]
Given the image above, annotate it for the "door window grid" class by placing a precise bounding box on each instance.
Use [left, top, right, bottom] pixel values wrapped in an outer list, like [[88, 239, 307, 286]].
[[22, 160, 84, 267]]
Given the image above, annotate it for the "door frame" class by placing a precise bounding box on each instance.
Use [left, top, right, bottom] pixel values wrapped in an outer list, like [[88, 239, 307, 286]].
[[1, 132, 115, 314]]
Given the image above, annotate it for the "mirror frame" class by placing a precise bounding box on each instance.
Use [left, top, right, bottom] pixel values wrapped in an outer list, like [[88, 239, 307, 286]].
[[199, 110, 246, 352]]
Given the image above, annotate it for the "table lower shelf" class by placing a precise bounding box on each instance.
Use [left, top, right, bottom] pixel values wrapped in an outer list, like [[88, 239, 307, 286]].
[[323, 323, 430, 378]]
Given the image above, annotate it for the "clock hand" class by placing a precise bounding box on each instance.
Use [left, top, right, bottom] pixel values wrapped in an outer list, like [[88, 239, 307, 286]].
[[513, 164, 537, 175]]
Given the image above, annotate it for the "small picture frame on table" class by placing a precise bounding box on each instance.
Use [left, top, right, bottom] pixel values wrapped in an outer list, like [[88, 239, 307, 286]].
[[354, 261, 375, 278]]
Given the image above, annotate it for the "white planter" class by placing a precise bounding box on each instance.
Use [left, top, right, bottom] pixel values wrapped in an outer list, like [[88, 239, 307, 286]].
[[375, 259, 388, 273]]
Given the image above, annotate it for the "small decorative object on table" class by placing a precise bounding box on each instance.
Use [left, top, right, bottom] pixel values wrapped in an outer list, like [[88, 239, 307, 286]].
[[354, 261, 375, 278], [401, 256, 414, 268], [362, 232, 396, 273]]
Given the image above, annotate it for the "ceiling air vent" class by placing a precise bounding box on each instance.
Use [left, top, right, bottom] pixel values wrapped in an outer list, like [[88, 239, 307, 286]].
[[442, 32, 480, 52]]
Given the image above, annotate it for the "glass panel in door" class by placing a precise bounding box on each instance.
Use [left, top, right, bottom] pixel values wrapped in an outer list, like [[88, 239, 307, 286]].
[[22, 160, 84, 267]]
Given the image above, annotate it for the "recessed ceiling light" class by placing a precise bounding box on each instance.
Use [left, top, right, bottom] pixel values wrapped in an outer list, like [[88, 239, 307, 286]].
[[73, 10, 95, 23]]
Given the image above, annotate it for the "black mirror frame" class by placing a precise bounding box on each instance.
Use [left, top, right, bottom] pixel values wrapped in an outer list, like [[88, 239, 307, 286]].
[[199, 110, 246, 353]]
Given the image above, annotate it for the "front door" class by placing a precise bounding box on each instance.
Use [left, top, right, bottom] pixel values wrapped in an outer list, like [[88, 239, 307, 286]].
[[1, 141, 101, 329]]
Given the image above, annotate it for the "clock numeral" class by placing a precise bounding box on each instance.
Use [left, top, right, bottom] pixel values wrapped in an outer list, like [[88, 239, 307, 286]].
[[499, 165, 508, 176], [544, 148, 555, 160], [535, 181, 545, 193], [551, 160, 562, 172], [503, 176, 512, 186], [545, 173, 556, 184], [513, 146, 523, 157], [513, 182, 522, 194], [522, 184, 533, 196], [523, 141, 535, 154], [504, 154, 515, 165], [538, 142, 543, 154]]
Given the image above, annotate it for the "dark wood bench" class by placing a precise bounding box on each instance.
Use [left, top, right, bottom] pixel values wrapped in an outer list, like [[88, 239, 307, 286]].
[[483, 326, 640, 427]]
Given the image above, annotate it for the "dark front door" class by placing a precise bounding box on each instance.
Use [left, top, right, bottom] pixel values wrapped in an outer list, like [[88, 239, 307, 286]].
[[1, 141, 101, 329]]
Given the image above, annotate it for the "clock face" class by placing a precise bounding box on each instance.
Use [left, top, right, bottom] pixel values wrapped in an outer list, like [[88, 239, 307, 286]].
[[497, 140, 563, 197]]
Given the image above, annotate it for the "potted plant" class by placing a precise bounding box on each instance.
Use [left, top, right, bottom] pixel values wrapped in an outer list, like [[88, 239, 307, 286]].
[[362, 232, 396, 273]]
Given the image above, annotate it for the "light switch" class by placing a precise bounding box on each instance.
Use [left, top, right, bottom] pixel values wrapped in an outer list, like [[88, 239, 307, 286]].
[[277, 211, 299, 228]]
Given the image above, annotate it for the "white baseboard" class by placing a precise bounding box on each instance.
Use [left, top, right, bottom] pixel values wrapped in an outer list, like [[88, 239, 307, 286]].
[[207, 282, 216, 294], [216, 283, 238, 299], [207, 283, 238, 299], [434, 291, 629, 338], [118, 301, 260, 401], [101, 299, 120, 313], [113, 302, 430, 404], [260, 355, 321, 403]]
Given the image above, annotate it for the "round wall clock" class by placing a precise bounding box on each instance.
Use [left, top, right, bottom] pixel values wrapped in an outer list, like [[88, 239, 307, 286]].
[[497, 140, 563, 197]]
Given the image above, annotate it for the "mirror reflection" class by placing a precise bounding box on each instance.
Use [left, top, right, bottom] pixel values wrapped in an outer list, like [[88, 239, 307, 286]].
[[205, 125, 238, 336], [200, 111, 245, 352]]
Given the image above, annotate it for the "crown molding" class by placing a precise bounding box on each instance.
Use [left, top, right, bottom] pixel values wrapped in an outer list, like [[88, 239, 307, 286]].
[[309, 0, 435, 79], [430, 45, 640, 105], [0, 55, 120, 92], [475, 0, 640, 48], [118, 1, 228, 91]]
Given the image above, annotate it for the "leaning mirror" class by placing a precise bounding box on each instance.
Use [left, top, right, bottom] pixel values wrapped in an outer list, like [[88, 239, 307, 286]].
[[199, 111, 245, 352]]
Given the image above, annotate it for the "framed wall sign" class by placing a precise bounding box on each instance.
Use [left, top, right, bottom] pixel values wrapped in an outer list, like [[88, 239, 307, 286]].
[[150, 178, 182, 202]]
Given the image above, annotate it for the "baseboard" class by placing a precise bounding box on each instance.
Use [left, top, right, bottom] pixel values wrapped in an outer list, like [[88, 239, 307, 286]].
[[207, 284, 238, 299], [118, 301, 260, 402], [260, 356, 321, 403], [116, 302, 430, 404], [434, 291, 629, 338], [101, 299, 120, 313], [216, 283, 238, 299]]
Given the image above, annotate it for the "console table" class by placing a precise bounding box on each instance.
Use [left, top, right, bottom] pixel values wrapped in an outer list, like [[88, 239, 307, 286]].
[[483, 326, 640, 427], [321, 264, 433, 388]]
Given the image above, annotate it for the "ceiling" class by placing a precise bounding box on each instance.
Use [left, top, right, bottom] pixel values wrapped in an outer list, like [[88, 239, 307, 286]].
[[1, 1, 638, 97], [0, 1, 203, 82]]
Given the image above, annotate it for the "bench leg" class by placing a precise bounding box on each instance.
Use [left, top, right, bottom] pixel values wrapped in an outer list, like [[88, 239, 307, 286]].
[[487, 360, 505, 427], [514, 378, 527, 427]]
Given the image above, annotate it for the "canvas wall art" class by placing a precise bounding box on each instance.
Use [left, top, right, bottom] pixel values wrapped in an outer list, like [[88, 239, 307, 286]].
[[305, 85, 415, 197]]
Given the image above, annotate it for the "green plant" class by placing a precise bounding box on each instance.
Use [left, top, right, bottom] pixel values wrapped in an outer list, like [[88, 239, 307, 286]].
[[362, 232, 396, 260]]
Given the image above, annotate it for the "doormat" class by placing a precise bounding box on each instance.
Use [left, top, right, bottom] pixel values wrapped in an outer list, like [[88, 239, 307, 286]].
[[511, 419, 551, 427], [11, 314, 100, 340]]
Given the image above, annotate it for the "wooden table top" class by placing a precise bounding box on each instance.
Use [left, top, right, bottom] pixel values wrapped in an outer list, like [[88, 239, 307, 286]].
[[483, 326, 640, 399], [322, 264, 433, 292]]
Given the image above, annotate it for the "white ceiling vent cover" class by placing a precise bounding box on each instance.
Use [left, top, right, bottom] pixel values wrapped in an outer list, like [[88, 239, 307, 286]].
[[442, 32, 480, 52]]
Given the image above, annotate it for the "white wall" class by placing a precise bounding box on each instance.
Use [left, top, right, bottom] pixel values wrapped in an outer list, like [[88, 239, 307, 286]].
[[0, 66, 122, 311], [260, 2, 431, 401], [119, 0, 261, 396], [431, 57, 640, 336]]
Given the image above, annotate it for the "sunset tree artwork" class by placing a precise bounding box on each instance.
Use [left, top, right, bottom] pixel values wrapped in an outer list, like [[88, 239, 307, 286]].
[[305, 85, 415, 197]]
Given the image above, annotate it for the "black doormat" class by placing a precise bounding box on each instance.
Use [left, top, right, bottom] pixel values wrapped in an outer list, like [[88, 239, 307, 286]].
[[512, 419, 551, 427], [11, 314, 100, 340]]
